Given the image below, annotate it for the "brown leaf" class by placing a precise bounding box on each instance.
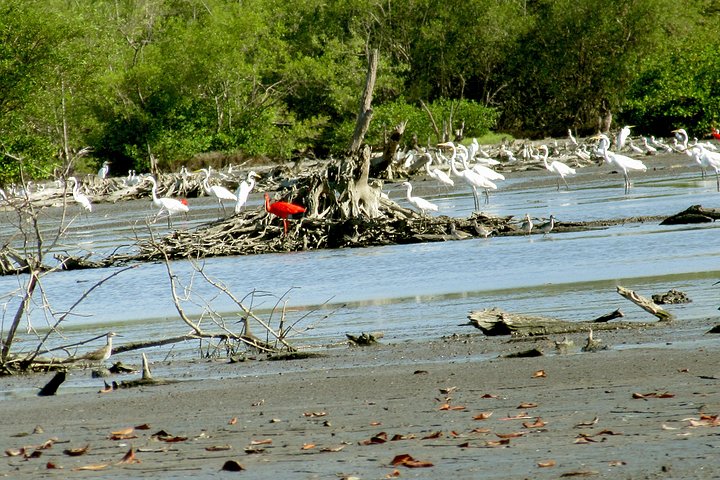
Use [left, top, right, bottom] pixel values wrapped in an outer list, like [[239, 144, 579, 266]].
[[480, 393, 499, 399], [473, 412, 493, 420], [111, 427, 134, 436], [369, 421, 382, 426], [63, 445, 90, 456], [244, 447, 265, 454], [469, 427, 491, 434], [518, 402, 538, 409], [439, 386, 458, 394], [157, 435, 188, 443], [390, 433, 416, 441], [301, 443, 316, 450], [38, 439, 55, 450], [221, 460, 245, 472], [413, 370, 428, 375], [574, 416, 599, 428], [574, 436, 597, 444], [228, 417, 237, 425], [250, 439, 272, 445], [206, 445, 232, 452], [118, 447, 140, 464], [421, 431, 443, 440], [523, 417, 547, 428], [46, 461, 62, 469], [386, 469, 401, 477], [608, 460, 627, 466], [559, 470, 599, 477], [134, 423, 151, 430], [438, 404, 466, 411], [495, 432, 525, 439], [484, 439, 510, 447], [303, 411, 327, 417], [5, 448, 24, 457], [26, 450, 42, 459], [500, 412, 533, 420], [73, 463, 110, 471], [538, 459, 556, 468], [359, 432, 388, 445], [632, 391, 674, 399], [391, 453, 434, 468], [533, 370, 547, 378], [320, 445, 346, 453]]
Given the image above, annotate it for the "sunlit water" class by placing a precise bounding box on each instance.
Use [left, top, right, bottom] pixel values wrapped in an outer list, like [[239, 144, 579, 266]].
[[1, 159, 719, 369]]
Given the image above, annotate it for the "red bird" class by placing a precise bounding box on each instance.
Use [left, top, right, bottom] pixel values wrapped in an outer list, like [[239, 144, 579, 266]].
[[264, 192, 306, 235], [712, 128, 720, 141]]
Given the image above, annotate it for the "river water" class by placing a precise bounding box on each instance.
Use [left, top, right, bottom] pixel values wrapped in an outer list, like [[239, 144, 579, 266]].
[[1, 156, 719, 363]]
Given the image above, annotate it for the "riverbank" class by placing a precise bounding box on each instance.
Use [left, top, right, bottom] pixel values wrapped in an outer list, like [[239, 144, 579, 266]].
[[2, 323, 719, 479]]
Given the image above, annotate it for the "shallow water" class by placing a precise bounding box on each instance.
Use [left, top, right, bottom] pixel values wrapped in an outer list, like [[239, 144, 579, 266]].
[[1, 159, 718, 362]]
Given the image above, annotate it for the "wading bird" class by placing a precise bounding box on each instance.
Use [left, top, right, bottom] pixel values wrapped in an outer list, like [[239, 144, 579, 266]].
[[593, 134, 647, 193], [536, 215, 555, 235], [68, 177, 92, 212], [538, 144, 576, 190], [81, 332, 117, 363], [235, 171, 260, 214], [423, 153, 454, 187], [617, 125, 633, 152], [98, 161, 110, 180], [264, 192, 306, 235], [401, 181, 438, 215], [519, 213, 533, 235], [439, 142, 496, 209], [200, 168, 237, 215], [146, 176, 189, 226], [689, 145, 720, 191]]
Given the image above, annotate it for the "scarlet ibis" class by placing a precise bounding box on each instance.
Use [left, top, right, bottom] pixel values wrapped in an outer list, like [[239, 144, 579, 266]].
[[68, 177, 92, 212], [264, 192, 306, 235], [712, 128, 720, 141], [146, 176, 189, 227]]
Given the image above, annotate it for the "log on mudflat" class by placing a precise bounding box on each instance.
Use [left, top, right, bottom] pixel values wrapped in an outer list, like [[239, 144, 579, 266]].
[[616, 286, 674, 322], [660, 205, 720, 225], [465, 307, 654, 337]]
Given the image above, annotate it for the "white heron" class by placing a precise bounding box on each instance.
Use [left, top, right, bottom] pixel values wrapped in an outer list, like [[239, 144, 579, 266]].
[[689, 145, 720, 191], [235, 171, 260, 214], [146, 176, 189, 226], [568, 128, 579, 148], [200, 168, 237, 215], [627, 138, 644, 155], [68, 177, 92, 212], [593, 133, 647, 193], [401, 181, 438, 215], [616, 125, 633, 152], [98, 161, 110, 180], [423, 153, 454, 187], [538, 144, 576, 190], [642, 137, 657, 154], [439, 142, 496, 209]]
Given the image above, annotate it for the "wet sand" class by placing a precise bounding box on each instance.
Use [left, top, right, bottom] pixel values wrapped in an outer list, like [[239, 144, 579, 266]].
[[2, 323, 720, 479]]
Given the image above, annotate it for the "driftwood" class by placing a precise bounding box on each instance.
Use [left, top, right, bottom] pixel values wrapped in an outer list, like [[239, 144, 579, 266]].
[[660, 205, 720, 225], [466, 307, 654, 337], [616, 286, 674, 321], [592, 308, 624, 323]]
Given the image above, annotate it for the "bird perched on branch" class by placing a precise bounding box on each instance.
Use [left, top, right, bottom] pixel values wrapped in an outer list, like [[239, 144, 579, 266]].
[[68, 177, 92, 212], [264, 192, 306, 235], [200, 168, 237, 215], [146, 176, 189, 226], [401, 181, 438, 215]]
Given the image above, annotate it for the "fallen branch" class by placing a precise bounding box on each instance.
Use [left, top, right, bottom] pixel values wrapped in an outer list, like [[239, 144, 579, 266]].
[[616, 286, 674, 322]]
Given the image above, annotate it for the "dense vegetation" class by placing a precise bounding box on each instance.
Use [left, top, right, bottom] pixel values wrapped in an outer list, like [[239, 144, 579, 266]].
[[0, 0, 718, 183]]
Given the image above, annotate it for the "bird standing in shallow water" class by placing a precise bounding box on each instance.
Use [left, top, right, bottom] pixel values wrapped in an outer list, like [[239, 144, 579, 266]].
[[68, 177, 92, 212], [536, 215, 555, 235], [147, 176, 189, 227], [200, 168, 237, 215], [539, 145, 575, 190], [81, 332, 117, 363], [401, 181, 438, 215], [264, 192, 306, 235]]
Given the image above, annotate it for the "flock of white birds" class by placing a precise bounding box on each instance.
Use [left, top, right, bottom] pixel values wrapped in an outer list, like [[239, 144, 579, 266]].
[[394, 126, 720, 235]]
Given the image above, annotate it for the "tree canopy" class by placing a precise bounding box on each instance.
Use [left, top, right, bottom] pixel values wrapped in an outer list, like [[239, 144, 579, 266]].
[[0, 0, 717, 183]]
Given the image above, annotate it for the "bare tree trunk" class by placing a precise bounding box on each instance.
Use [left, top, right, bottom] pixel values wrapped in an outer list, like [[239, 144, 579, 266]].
[[349, 49, 378, 155], [372, 121, 406, 179]]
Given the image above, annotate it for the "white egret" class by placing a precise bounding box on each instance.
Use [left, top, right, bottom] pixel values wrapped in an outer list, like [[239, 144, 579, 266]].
[[642, 137, 657, 154], [690, 145, 720, 191], [235, 171, 260, 214], [68, 177, 92, 212], [627, 138, 644, 155], [423, 153, 454, 187], [146, 176, 189, 226], [519, 213, 533, 235], [568, 128, 579, 147], [538, 144, 575, 190], [616, 126, 633, 152], [200, 168, 237, 215], [97, 161, 110, 180], [593, 134, 647, 193], [401, 181, 438, 215], [439, 142, 496, 209]]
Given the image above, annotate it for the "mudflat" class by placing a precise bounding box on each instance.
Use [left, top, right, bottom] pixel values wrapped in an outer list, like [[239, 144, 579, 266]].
[[2, 323, 719, 479]]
